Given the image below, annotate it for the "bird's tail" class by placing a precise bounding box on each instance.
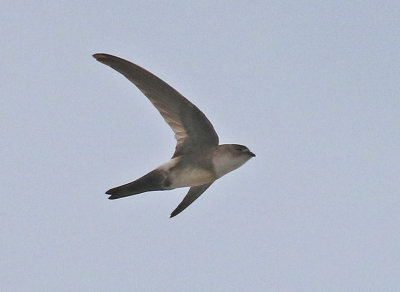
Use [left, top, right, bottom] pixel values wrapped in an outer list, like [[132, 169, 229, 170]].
[[106, 169, 168, 199]]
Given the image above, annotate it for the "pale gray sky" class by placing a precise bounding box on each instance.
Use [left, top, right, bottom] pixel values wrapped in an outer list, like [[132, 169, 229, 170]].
[[2, 1, 400, 291]]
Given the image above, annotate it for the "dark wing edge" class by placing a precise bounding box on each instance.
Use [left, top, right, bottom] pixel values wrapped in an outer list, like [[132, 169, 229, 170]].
[[93, 53, 219, 157], [170, 183, 213, 218]]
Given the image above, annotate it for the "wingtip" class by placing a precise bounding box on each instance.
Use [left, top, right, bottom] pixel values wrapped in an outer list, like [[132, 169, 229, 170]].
[[93, 53, 109, 61], [170, 207, 182, 218]]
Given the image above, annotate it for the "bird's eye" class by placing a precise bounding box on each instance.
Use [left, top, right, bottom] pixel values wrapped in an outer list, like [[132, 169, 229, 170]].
[[234, 145, 248, 152]]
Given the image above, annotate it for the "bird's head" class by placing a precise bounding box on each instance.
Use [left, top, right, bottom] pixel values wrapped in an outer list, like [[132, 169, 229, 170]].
[[212, 144, 255, 178]]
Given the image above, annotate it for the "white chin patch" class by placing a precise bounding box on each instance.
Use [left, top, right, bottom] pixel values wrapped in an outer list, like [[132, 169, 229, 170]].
[[213, 154, 249, 178]]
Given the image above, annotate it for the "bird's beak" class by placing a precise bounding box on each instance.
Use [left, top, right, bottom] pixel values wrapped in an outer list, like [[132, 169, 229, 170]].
[[249, 151, 256, 157]]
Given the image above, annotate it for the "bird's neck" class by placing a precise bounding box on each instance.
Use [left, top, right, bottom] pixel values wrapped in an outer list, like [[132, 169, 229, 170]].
[[212, 146, 249, 178]]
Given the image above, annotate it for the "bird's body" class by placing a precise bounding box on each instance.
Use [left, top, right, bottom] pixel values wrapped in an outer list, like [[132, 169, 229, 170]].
[[94, 53, 255, 217]]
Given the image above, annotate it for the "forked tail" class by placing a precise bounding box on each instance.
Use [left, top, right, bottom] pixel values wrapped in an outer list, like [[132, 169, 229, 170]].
[[106, 169, 168, 199]]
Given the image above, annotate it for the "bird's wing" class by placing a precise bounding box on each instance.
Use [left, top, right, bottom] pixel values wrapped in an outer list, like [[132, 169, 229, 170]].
[[93, 53, 219, 157], [170, 183, 213, 218]]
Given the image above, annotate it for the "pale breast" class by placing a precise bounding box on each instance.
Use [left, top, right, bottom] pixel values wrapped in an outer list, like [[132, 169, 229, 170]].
[[168, 166, 215, 188], [157, 157, 216, 188], [212, 152, 250, 178]]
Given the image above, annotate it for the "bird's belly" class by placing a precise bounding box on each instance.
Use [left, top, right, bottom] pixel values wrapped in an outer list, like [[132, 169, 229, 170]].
[[168, 167, 215, 188]]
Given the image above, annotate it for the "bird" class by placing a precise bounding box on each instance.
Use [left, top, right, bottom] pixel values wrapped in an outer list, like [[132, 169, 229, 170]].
[[93, 53, 255, 217]]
